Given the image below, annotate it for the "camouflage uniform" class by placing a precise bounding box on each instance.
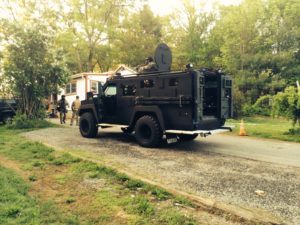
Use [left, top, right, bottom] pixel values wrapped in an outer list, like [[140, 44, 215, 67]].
[[137, 57, 158, 73], [70, 97, 81, 126]]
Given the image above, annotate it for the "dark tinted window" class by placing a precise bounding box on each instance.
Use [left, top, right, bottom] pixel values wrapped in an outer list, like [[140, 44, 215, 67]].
[[140, 79, 154, 88], [122, 84, 136, 96], [169, 78, 179, 86]]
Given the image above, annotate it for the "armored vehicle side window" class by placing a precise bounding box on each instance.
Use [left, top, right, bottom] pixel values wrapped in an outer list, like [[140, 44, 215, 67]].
[[199, 77, 204, 85], [169, 78, 179, 86], [224, 79, 232, 88], [122, 84, 136, 96], [140, 79, 154, 88], [104, 85, 117, 96]]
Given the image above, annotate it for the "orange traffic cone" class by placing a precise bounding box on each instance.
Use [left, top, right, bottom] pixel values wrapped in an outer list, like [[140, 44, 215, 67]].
[[239, 119, 247, 136]]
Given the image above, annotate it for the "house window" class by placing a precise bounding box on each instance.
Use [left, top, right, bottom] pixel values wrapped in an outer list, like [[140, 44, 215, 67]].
[[65, 82, 76, 94], [90, 80, 100, 93]]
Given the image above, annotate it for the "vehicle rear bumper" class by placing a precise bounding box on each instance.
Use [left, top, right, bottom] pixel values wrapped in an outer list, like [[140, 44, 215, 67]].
[[165, 126, 234, 137]]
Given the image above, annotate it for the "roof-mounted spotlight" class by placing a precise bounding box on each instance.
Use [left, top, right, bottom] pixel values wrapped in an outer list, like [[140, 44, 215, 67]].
[[186, 63, 193, 69]]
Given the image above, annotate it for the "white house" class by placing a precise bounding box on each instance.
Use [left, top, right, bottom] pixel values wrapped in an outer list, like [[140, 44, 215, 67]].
[[57, 72, 110, 108], [49, 65, 137, 112]]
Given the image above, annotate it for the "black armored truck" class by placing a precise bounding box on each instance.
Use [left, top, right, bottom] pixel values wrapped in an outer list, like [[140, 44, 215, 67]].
[[79, 44, 233, 147], [0, 99, 17, 124]]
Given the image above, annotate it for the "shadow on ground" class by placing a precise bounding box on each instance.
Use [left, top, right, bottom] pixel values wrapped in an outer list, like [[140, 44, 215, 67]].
[[96, 130, 222, 155]]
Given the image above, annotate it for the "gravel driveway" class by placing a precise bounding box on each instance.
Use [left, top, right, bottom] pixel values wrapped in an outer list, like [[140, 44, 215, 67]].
[[23, 125, 300, 224]]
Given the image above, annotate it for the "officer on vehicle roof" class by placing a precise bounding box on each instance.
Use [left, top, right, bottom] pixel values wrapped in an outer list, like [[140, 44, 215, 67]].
[[137, 56, 158, 73]]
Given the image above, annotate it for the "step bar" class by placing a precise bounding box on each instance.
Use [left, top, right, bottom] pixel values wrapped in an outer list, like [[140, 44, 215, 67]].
[[98, 123, 234, 137], [98, 123, 128, 128], [165, 126, 234, 137]]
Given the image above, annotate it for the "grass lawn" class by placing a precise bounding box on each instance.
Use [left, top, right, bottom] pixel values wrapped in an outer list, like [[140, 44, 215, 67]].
[[0, 166, 41, 225], [0, 126, 197, 225], [226, 116, 300, 142]]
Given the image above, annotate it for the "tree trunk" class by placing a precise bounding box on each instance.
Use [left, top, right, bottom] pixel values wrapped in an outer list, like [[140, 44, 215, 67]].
[[75, 48, 83, 73], [87, 48, 94, 72]]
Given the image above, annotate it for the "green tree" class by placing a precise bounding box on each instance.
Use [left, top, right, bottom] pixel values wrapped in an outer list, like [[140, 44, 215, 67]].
[[213, 0, 264, 72], [208, 0, 300, 116], [0, 74, 13, 98], [115, 4, 163, 67], [56, 0, 131, 72], [168, 0, 215, 70], [3, 23, 69, 118]]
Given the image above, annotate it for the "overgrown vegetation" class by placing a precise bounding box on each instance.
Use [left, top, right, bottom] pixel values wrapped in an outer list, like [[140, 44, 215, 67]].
[[2, 22, 69, 119], [5, 113, 55, 130], [0, 127, 198, 224], [272, 86, 300, 129], [238, 85, 300, 131], [0, 166, 39, 225], [226, 117, 300, 142]]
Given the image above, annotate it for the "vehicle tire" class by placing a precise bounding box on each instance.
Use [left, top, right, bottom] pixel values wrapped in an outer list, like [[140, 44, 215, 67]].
[[79, 112, 98, 138], [177, 134, 198, 142], [3, 115, 13, 124], [134, 115, 162, 147]]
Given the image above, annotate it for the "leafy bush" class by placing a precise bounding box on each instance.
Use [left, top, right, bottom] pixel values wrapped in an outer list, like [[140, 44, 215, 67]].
[[272, 86, 300, 128], [252, 95, 272, 116], [284, 128, 300, 135], [6, 113, 53, 129], [241, 104, 256, 117]]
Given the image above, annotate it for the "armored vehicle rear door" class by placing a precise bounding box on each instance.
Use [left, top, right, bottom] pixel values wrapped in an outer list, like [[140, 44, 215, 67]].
[[220, 76, 233, 119], [192, 71, 204, 126]]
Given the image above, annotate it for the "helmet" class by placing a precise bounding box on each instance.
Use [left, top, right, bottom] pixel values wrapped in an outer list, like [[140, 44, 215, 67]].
[[145, 56, 154, 62]]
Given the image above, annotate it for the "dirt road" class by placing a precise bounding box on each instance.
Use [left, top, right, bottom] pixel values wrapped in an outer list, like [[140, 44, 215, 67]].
[[23, 125, 300, 224], [194, 134, 300, 167]]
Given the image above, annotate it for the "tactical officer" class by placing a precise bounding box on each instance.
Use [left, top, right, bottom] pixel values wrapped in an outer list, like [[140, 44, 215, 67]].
[[57, 95, 69, 124], [70, 96, 81, 126], [137, 57, 158, 73]]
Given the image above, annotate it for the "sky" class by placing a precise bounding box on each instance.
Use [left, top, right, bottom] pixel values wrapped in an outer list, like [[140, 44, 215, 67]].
[[0, 0, 242, 21], [147, 0, 242, 16]]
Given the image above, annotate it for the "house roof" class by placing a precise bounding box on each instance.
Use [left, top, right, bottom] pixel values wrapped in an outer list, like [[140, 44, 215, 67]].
[[70, 65, 137, 80], [113, 64, 137, 75], [71, 72, 112, 79]]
